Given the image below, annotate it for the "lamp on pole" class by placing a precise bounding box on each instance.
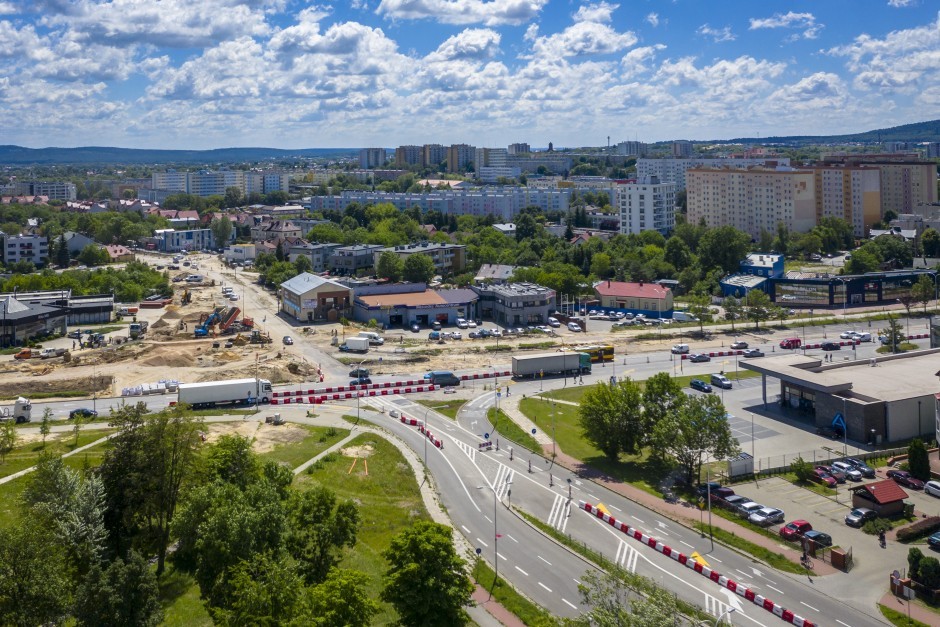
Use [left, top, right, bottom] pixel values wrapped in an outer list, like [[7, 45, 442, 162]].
[[355, 358, 368, 425], [918, 400, 922, 440], [477, 475, 512, 601], [713, 607, 736, 626]]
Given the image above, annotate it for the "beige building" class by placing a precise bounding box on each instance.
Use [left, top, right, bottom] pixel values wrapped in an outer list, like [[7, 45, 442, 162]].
[[822, 154, 937, 217], [686, 167, 816, 239], [806, 165, 882, 236], [374, 242, 467, 276]]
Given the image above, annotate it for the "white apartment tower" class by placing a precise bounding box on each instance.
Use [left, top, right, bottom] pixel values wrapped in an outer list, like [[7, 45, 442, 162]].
[[616, 177, 676, 236], [359, 148, 387, 169]]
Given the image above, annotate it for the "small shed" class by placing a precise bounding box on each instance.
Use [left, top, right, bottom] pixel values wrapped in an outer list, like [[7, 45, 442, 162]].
[[849, 479, 909, 517]]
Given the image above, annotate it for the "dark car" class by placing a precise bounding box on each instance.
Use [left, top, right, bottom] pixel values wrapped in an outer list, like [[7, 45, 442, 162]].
[[743, 348, 765, 358], [928, 531, 940, 550], [845, 508, 877, 528], [689, 353, 711, 363], [69, 408, 98, 420], [282, 336, 294, 345], [348, 368, 370, 378], [815, 465, 846, 484], [821, 341, 841, 351], [690, 379, 713, 393], [410, 323, 420, 333], [844, 457, 876, 478], [887, 469, 925, 490], [730, 341, 748, 350], [803, 530, 833, 549], [349, 377, 372, 386]]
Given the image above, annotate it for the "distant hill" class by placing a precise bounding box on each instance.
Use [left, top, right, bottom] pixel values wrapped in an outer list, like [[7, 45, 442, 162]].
[[724, 119, 940, 145], [0, 145, 358, 165]]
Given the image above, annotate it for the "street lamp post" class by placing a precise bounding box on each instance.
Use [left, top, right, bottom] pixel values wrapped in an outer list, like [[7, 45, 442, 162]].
[[355, 358, 368, 425], [477, 475, 512, 601], [918, 400, 922, 440]]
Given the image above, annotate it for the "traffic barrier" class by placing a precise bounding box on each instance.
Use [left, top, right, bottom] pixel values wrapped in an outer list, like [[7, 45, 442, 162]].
[[580, 502, 815, 627]]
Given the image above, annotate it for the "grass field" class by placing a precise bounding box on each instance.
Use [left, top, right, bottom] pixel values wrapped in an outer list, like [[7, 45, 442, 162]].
[[413, 398, 465, 420], [258, 425, 349, 468], [159, 568, 213, 627], [0, 429, 114, 479], [293, 433, 430, 625], [879, 603, 932, 627], [488, 407, 542, 452]]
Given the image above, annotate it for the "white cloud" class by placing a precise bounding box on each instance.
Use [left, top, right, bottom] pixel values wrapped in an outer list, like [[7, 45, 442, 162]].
[[426, 28, 501, 62], [528, 6, 635, 58], [646, 13, 659, 27], [697, 24, 735, 43], [375, 0, 549, 26], [620, 44, 665, 79], [656, 55, 786, 101], [888, 0, 915, 7], [148, 37, 267, 100], [573, 2, 617, 24], [0, 2, 17, 14], [749, 11, 823, 39], [768, 72, 848, 111]]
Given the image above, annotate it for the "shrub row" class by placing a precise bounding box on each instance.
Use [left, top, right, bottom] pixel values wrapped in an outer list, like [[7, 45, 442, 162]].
[[897, 516, 940, 543]]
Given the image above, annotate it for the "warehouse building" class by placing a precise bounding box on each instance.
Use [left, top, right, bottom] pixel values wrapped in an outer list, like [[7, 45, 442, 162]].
[[353, 284, 477, 329]]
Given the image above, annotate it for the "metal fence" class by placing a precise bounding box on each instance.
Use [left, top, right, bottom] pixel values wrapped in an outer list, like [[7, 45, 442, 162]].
[[733, 447, 907, 479]]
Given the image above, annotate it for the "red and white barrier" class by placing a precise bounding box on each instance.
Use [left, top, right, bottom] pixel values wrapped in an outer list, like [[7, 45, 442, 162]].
[[394, 413, 443, 448], [580, 502, 815, 627], [273, 370, 505, 399], [270, 384, 436, 405]]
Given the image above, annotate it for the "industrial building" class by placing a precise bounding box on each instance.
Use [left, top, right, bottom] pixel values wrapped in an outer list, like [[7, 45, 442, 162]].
[[352, 284, 477, 329], [279, 273, 352, 323]]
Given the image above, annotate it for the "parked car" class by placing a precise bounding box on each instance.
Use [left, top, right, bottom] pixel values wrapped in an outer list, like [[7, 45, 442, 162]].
[[69, 408, 98, 420], [697, 485, 735, 502], [749, 507, 785, 526], [547, 317, 560, 327], [887, 469, 925, 489], [349, 377, 372, 386], [743, 348, 765, 358], [431, 321, 442, 331], [469, 331, 482, 339], [710, 374, 732, 389], [815, 465, 847, 483], [780, 520, 812, 541], [803, 530, 833, 549], [282, 336, 293, 345], [490, 329, 503, 337], [820, 341, 841, 351], [689, 379, 713, 393], [730, 341, 748, 349], [830, 461, 862, 481], [925, 480, 940, 497], [448, 331, 463, 340], [410, 323, 420, 333], [67, 330, 82, 339], [845, 508, 877, 527], [723, 495, 749, 512], [456, 318, 469, 329], [567, 322, 582, 332], [844, 457, 876, 478], [467, 320, 477, 328], [928, 531, 940, 550], [689, 353, 711, 363], [737, 502, 765, 518], [348, 368, 370, 378], [840, 330, 858, 339], [812, 469, 837, 487]]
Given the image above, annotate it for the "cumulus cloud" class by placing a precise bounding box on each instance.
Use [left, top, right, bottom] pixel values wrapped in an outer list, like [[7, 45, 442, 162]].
[[888, 0, 915, 6], [528, 4, 635, 58], [573, 1, 617, 24], [646, 12, 659, 27], [376, 0, 549, 26], [148, 37, 267, 100], [749, 11, 823, 39], [426, 28, 501, 62], [620, 44, 665, 79], [768, 72, 848, 111], [697, 24, 735, 43], [0, 2, 17, 14]]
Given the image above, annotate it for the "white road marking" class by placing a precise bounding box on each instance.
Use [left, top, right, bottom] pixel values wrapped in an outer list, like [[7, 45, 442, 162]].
[[461, 525, 471, 533], [836, 620, 852, 627], [734, 569, 752, 579], [680, 540, 694, 548], [573, 578, 581, 585], [477, 539, 488, 547], [801, 602, 819, 612], [537, 555, 552, 566], [631, 516, 645, 523], [709, 555, 722, 563], [497, 552, 507, 561], [767, 585, 783, 594], [563, 598, 577, 610], [538, 582, 552, 592], [484, 515, 492, 524], [609, 504, 622, 512], [515, 566, 529, 576], [588, 493, 599, 500], [506, 534, 518, 543]]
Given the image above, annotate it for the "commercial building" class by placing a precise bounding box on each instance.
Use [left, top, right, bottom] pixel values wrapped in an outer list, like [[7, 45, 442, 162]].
[[330, 244, 384, 276], [222, 244, 257, 264], [471, 282, 555, 326], [740, 253, 785, 279], [353, 284, 477, 328], [359, 148, 387, 169], [288, 242, 341, 273], [374, 242, 467, 276], [447, 144, 475, 173], [636, 156, 791, 192], [769, 269, 936, 309], [1, 232, 48, 266], [14, 181, 77, 201], [0, 290, 114, 347], [154, 228, 215, 252], [593, 281, 673, 318], [686, 167, 816, 240], [615, 177, 676, 235], [741, 350, 940, 444], [279, 273, 352, 323], [508, 143, 531, 155]]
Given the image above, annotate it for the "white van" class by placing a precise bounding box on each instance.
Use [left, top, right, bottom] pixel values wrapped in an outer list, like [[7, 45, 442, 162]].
[[671, 344, 690, 354], [456, 318, 469, 329], [853, 332, 872, 342], [357, 331, 385, 345], [567, 321, 582, 332], [547, 317, 560, 327]]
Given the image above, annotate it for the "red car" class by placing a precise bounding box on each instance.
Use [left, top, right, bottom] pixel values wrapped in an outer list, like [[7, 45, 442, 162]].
[[815, 465, 846, 484], [812, 468, 837, 487], [887, 469, 925, 490], [780, 520, 812, 542]]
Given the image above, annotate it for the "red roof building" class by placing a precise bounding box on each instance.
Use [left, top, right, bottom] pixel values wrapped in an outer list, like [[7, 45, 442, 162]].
[[850, 479, 908, 516], [593, 280, 674, 316]]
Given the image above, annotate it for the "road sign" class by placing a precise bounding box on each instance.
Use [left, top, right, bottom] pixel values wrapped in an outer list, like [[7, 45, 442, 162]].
[[531, 428, 536, 434], [496, 392, 501, 399], [698, 496, 705, 509], [484, 432, 490, 440]]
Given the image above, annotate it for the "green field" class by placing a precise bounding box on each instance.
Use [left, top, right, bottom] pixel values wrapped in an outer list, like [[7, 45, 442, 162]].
[[0, 429, 114, 480], [488, 408, 543, 452], [293, 433, 430, 625], [413, 398, 465, 420], [159, 569, 213, 627], [258, 424, 349, 468]]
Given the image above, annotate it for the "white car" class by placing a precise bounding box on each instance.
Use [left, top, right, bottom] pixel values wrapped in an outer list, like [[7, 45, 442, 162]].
[[840, 330, 858, 339], [831, 461, 862, 481], [567, 322, 582, 332], [448, 331, 462, 340], [925, 480, 940, 497], [536, 325, 551, 333], [748, 507, 785, 526], [737, 501, 764, 517], [490, 329, 503, 337], [456, 318, 469, 329], [467, 320, 477, 328], [547, 317, 560, 327]]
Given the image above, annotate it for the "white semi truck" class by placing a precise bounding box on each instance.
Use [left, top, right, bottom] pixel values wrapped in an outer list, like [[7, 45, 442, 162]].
[[511, 352, 592, 378], [177, 378, 273, 409], [0, 397, 32, 423]]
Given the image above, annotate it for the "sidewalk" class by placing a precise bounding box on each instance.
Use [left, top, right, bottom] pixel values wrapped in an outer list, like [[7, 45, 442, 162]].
[[878, 591, 938, 626]]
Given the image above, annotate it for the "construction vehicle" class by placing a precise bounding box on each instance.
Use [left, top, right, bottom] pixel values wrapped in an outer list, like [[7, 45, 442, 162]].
[[177, 378, 273, 408], [130, 321, 149, 339], [249, 330, 272, 344], [0, 397, 32, 423], [14, 348, 34, 360], [117, 306, 139, 316], [181, 289, 192, 305], [194, 308, 224, 338]]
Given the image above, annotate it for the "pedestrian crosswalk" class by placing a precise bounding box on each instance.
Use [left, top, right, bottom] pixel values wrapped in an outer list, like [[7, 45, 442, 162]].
[[454, 439, 476, 462], [494, 464, 513, 499], [614, 539, 638, 573], [704, 593, 731, 618], [547, 493, 570, 533]]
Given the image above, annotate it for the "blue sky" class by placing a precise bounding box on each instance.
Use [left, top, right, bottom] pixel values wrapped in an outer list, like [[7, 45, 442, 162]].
[[1, 0, 938, 149]]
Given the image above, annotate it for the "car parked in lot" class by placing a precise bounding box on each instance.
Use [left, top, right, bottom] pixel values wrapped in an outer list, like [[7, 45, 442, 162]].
[[812, 468, 838, 487], [689, 353, 711, 363], [567, 321, 582, 332], [815, 465, 846, 483], [456, 318, 468, 329], [925, 481, 940, 497], [830, 461, 862, 481], [821, 341, 841, 351], [723, 495, 749, 512], [887, 469, 925, 489], [844, 457, 876, 478], [737, 502, 765, 518], [730, 341, 748, 349], [803, 530, 833, 549], [69, 408, 98, 420], [780, 520, 812, 541], [749, 507, 785, 526], [743, 348, 765, 358], [710, 374, 732, 389], [928, 531, 940, 550], [411, 323, 420, 333], [689, 379, 712, 393], [547, 317, 560, 327], [845, 508, 877, 527], [282, 336, 293, 345]]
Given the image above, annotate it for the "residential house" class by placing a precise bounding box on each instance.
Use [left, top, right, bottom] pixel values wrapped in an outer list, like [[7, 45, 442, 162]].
[[289, 242, 342, 273], [104, 244, 135, 263], [330, 244, 384, 276], [62, 231, 95, 254]]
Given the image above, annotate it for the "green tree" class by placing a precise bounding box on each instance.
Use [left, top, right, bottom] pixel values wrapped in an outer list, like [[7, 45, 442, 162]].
[[697, 226, 751, 274], [56, 233, 70, 268], [686, 292, 713, 335], [402, 253, 436, 283], [918, 556, 940, 589], [73, 550, 163, 627], [652, 394, 739, 484], [306, 568, 379, 627], [908, 439, 930, 482], [0, 525, 71, 626], [578, 378, 645, 460], [641, 373, 685, 455], [882, 316, 905, 353], [576, 570, 679, 627], [912, 274, 935, 314], [0, 420, 17, 463], [758, 228, 774, 253], [293, 254, 313, 276], [210, 215, 234, 247], [382, 521, 474, 627], [223, 187, 244, 208], [204, 434, 261, 488], [663, 237, 693, 271], [376, 251, 404, 282], [77, 244, 110, 266], [922, 228, 940, 257], [40, 407, 52, 447], [590, 252, 612, 279], [909, 547, 924, 581], [790, 456, 814, 483], [845, 247, 880, 274], [743, 289, 772, 329], [215, 552, 308, 626], [285, 486, 360, 585]]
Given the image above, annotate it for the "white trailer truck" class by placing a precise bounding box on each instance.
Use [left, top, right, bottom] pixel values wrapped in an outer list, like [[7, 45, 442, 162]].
[[339, 337, 370, 353], [511, 352, 592, 378], [177, 378, 273, 409], [0, 397, 32, 423]]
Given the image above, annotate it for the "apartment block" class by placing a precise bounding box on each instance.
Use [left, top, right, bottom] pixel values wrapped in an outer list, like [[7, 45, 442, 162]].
[[507, 143, 531, 155], [394, 145, 423, 167], [474, 147, 508, 169], [330, 244, 385, 275], [686, 167, 816, 239], [1, 232, 48, 265], [636, 157, 790, 191], [374, 242, 467, 276], [289, 242, 341, 273], [15, 181, 77, 201], [506, 153, 572, 175], [423, 144, 447, 169], [927, 143, 940, 159], [672, 140, 693, 158], [805, 166, 881, 236], [359, 148, 387, 169], [821, 154, 937, 216], [245, 171, 290, 195], [447, 144, 475, 173], [478, 166, 522, 183], [615, 177, 676, 236], [615, 141, 648, 157]]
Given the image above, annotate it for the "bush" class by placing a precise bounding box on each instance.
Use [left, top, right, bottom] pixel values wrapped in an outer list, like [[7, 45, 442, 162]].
[[909, 439, 930, 482], [897, 516, 940, 543], [862, 518, 894, 536], [790, 456, 814, 483]]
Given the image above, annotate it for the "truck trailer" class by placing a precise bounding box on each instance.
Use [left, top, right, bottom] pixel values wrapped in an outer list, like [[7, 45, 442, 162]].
[[177, 378, 273, 408], [339, 337, 370, 353], [511, 352, 591, 378]]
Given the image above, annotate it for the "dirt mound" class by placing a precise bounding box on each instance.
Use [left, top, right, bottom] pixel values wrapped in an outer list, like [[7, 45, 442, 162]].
[[141, 347, 197, 368], [0, 375, 112, 399], [151, 319, 170, 329], [202, 420, 308, 454], [341, 444, 374, 458]]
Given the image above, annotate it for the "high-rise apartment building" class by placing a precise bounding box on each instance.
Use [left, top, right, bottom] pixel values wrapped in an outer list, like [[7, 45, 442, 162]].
[[822, 154, 937, 216], [152, 169, 287, 198], [447, 144, 475, 173], [927, 143, 940, 159], [394, 145, 423, 167], [636, 157, 790, 191], [616, 177, 675, 235], [804, 166, 881, 236], [245, 172, 291, 196], [508, 143, 531, 155], [186, 170, 245, 197], [15, 181, 78, 201], [359, 148, 387, 169], [423, 144, 446, 169], [0, 232, 48, 266], [474, 147, 508, 170], [672, 140, 693, 158], [151, 170, 189, 193], [615, 141, 648, 157], [686, 167, 817, 239]]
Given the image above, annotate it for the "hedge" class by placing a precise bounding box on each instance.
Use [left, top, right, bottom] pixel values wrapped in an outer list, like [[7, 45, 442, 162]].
[[897, 516, 940, 543]]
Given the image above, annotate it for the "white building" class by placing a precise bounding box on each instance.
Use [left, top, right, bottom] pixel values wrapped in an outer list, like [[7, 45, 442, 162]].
[[616, 177, 675, 236], [615, 141, 648, 157], [15, 181, 77, 201], [636, 157, 791, 191], [508, 143, 530, 155], [478, 166, 522, 183], [245, 171, 291, 196], [1, 232, 48, 265], [359, 148, 387, 169]]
